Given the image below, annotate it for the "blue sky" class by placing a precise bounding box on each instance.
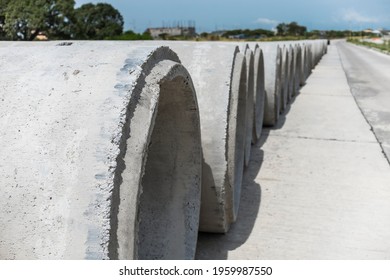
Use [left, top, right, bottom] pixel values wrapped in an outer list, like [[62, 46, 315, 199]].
[[75, 0, 390, 33]]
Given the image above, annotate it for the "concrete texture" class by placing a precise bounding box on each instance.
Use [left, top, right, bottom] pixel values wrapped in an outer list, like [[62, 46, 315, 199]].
[[293, 44, 302, 95], [0, 39, 328, 260], [0, 42, 202, 259], [242, 46, 255, 167], [287, 44, 295, 104], [159, 42, 247, 233], [251, 45, 265, 143], [234, 42, 266, 144], [299, 43, 308, 86], [280, 45, 289, 113], [305, 44, 313, 79], [196, 43, 390, 259], [258, 42, 282, 126]]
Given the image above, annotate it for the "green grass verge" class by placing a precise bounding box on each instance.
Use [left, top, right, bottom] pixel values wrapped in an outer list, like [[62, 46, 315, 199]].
[[347, 38, 390, 53]]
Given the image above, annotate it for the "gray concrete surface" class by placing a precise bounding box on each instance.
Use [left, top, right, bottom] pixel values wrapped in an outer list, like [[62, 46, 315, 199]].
[[0, 42, 202, 260], [280, 45, 289, 113], [292, 44, 301, 98], [259, 42, 283, 126], [196, 43, 390, 259], [337, 40, 390, 162], [242, 46, 255, 168], [160, 42, 247, 233], [251, 45, 265, 144]]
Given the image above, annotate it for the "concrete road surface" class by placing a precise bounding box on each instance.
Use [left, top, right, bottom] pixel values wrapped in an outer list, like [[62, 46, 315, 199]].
[[195, 41, 390, 259], [337, 40, 390, 162]]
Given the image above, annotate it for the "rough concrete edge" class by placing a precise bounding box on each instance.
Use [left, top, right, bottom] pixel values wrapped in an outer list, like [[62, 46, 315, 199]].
[[226, 51, 247, 226], [107, 46, 182, 259], [243, 46, 255, 167]]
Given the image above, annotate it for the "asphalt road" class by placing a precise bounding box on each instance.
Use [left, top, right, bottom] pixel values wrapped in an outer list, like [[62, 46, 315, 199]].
[[337, 40, 390, 163], [195, 41, 390, 260]]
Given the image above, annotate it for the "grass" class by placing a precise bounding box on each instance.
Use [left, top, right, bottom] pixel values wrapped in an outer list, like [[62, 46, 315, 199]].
[[347, 38, 390, 53]]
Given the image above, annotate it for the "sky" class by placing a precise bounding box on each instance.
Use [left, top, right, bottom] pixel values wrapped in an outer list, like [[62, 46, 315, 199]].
[[75, 0, 390, 33]]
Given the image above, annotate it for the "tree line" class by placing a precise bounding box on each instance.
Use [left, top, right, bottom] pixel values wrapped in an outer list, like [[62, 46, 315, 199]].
[[0, 0, 125, 40], [200, 22, 350, 41]]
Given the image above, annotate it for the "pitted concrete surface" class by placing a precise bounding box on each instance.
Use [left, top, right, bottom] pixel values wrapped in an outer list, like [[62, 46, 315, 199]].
[[0, 42, 202, 260], [196, 44, 390, 259]]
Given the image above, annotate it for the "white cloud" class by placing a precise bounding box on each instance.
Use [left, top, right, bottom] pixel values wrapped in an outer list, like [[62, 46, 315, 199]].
[[342, 9, 379, 23], [255, 17, 279, 26]]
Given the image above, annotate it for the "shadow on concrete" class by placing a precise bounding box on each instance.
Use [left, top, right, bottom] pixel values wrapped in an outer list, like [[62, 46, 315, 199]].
[[195, 91, 300, 260], [195, 140, 264, 260]]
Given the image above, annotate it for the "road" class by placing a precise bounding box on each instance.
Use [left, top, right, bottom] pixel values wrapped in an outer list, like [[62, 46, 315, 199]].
[[195, 41, 390, 259], [337, 40, 390, 162]]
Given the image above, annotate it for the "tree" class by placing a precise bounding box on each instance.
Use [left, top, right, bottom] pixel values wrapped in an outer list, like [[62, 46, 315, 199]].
[[276, 23, 288, 36], [106, 30, 153, 40], [276, 22, 307, 37], [222, 28, 274, 39], [74, 3, 123, 40], [2, 0, 75, 40], [288, 22, 306, 36], [0, 0, 11, 39]]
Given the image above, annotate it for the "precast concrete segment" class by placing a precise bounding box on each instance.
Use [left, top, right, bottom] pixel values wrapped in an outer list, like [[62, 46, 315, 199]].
[[280, 45, 289, 113], [233, 42, 265, 144], [196, 44, 390, 260], [305, 44, 313, 79], [308, 40, 325, 67], [299, 43, 309, 85], [227, 53, 248, 225], [257, 42, 282, 126], [158, 41, 247, 233], [307, 41, 317, 67], [304, 40, 327, 70], [0, 42, 202, 260], [314, 40, 327, 65], [293, 44, 302, 96], [251, 45, 265, 143], [242, 45, 255, 168], [234, 43, 254, 166], [287, 44, 295, 103], [116, 60, 202, 260]]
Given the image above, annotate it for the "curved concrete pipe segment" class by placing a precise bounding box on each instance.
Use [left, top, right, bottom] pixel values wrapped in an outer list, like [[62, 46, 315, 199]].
[[0, 41, 202, 260], [239, 44, 255, 168], [302, 40, 327, 72], [310, 40, 325, 68], [233, 42, 265, 145], [251, 44, 265, 144], [293, 44, 302, 97], [257, 42, 283, 127], [305, 43, 313, 80], [280, 44, 290, 113], [298, 42, 309, 85], [314, 40, 327, 65], [160, 41, 247, 233], [297, 43, 307, 86], [287, 44, 295, 105]]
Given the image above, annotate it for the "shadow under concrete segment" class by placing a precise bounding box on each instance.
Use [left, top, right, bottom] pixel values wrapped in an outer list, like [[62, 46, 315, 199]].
[[195, 142, 263, 260]]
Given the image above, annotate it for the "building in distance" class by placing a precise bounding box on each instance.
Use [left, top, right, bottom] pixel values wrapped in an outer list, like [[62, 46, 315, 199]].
[[146, 26, 196, 39]]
